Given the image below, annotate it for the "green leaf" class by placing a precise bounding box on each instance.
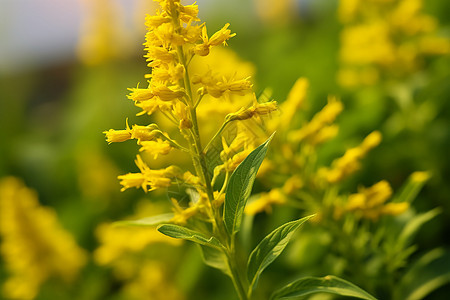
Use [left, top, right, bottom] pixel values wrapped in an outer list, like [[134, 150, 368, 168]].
[[397, 248, 450, 300], [199, 245, 231, 276], [224, 133, 274, 235], [247, 215, 314, 290], [398, 208, 441, 247], [392, 172, 430, 204], [270, 275, 377, 300], [113, 213, 174, 227], [157, 224, 223, 249]]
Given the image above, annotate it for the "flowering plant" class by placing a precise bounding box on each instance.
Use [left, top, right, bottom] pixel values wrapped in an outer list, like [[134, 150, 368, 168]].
[[103, 1, 377, 299]]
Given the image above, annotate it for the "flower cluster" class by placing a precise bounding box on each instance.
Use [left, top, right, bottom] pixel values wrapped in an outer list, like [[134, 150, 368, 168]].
[[338, 0, 450, 87], [247, 77, 409, 222], [0, 177, 86, 300], [104, 0, 276, 225]]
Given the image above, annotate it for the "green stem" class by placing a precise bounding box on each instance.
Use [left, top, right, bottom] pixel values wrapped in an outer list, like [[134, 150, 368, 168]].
[[203, 119, 231, 153], [226, 241, 249, 300], [171, 12, 248, 299]]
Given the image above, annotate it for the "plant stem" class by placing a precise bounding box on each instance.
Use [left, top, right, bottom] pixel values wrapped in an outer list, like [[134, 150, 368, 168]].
[[227, 241, 249, 300], [172, 13, 249, 298]]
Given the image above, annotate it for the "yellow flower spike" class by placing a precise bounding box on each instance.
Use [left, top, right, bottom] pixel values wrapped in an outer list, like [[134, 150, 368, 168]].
[[278, 77, 309, 129], [0, 177, 87, 300], [139, 139, 173, 159]]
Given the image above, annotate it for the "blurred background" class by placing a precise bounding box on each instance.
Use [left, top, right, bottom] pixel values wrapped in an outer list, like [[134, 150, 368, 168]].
[[1, 0, 449, 299]]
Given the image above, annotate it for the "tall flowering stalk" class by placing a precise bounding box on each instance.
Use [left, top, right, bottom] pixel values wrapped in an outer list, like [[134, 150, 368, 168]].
[[104, 1, 376, 299]]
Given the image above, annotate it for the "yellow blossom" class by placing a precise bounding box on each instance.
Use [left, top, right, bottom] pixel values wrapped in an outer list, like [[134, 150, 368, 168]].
[[289, 96, 343, 144], [277, 77, 309, 130], [321, 131, 382, 183], [411, 171, 431, 183], [139, 139, 173, 159], [228, 99, 278, 121], [130, 123, 160, 142], [245, 189, 287, 215], [0, 177, 87, 300], [104, 128, 132, 144], [342, 180, 409, 220], [118, 155, 180, 192]]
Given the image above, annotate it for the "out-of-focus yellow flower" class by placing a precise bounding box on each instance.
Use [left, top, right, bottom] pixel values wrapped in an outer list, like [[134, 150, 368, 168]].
[[339, 180, 409, 220], [288, 96, 343, 145], [252, 0, 299, 25], [320, 131, 382, 183], [245, 189, 287, 215], [122, 262, 185, 300], [0, 177, 86, 300], [77, 0, 132, 65], [76, 148, 120, 201], [411, 171, 431, 183], [338, 0, 450, 87]]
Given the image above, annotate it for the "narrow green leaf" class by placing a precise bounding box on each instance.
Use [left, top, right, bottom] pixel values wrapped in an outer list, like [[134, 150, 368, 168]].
[[224, 133, 274, 235], [392, 171, 430, 204], [199, 245, 231, 276], [397, 248, 450, 300], [157, 224, 223, 249], [271, 275, 377, 300], [113, 213, 174, 227], [398, 208, 441, 247], [247, 215, 314, 290]]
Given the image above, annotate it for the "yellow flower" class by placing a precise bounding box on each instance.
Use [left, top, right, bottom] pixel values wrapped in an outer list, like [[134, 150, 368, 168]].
[[194, 23, 236, 56], [321, 131, 382, 183], [276, 77, 309, 130], [288, 96, 343, 144], [0, 177, 86, 300], [342, 180, 409, 220], [118, 155, 180, 192], [245, 189, 287, 215], [227, 98, 278, 121], [104, 129, 132, 144], [139, 139, 173, 159]]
